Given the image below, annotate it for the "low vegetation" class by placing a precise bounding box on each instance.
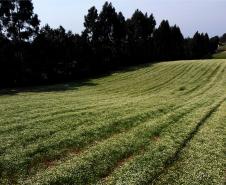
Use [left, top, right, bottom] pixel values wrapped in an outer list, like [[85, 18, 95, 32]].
[[0, 59, 225, 184], [213, 51, 226, 59]]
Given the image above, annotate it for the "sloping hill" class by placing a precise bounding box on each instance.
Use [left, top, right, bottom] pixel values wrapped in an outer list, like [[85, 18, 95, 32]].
[[0, 59, 225, 185], [213, 44, 226, 59], [213, 51, 226, 59]]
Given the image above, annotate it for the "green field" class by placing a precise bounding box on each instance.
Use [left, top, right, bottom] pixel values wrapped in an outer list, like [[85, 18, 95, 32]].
[[213, 51, 226, 59], [0, 59, 226, 185], [213, 44, 226, 59]]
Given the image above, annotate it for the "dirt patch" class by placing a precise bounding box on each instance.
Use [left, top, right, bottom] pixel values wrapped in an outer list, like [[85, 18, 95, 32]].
[[116, 155, 134, 168], [152, 136, 161, 142], [43, 159, 57, 169]]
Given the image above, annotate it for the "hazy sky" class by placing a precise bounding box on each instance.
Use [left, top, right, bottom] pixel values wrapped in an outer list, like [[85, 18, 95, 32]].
[[33, 0, 226, 37]]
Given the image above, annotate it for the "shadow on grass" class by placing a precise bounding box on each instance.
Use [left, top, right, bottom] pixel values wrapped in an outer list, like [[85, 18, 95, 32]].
[[0, 62, 155, 96], [0, 81, 98, 96]]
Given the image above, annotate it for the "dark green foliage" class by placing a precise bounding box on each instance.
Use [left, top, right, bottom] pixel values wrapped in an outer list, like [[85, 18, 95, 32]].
[[209, 36, 219, 53], [0, 0, 40, 87], [127, 10, 156, 63], [220, 33, 226, 43], [0, 0, 40, 41], [31, 25, 91, 83], [83, 6, 98, 42], [191, 32, 211, 59], [153, 20, 184, 61], [0, 1, 219, 88], [83, 3, 127, 70], [184, 32, 218, 59]]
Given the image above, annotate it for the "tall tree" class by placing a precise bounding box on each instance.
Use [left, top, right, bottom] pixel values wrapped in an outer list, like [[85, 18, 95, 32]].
[[127, 10, 156, 41], [170, 25, 184, 60], [83, 6, 99, 42], [153, 20, 171, 60], [127, 10, 156, 63], [83, 2, 128, 69], [209, 36, 219, 53], [0, 0, 40, 41], [97, 2, 119, 68], [191, 32, 211, 59], [153, 20, 185, 61]]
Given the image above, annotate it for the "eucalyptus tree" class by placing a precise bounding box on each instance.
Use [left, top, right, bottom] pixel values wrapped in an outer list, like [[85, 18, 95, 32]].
[[0, 0, 40, 41]]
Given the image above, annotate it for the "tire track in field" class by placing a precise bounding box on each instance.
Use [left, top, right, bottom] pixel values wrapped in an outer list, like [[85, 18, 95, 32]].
[[1, 62, 221, 171], [0, 62, 200, 124], [0, 92, 131, 125], [26, 94, 215, 185], [97, 63, 161, 84], [192, 64, 226, 97], [23, 99, 207, 185], [149, 62, 202, 93], [143, 62, 207, 95], [138, 63, 214, 106], [174, 62, 224, 99], [0, 92, 175, 138], [162, 61, 223, 106], [101, 63, 185, 95], [0, 100, 133, 133], [142, 63, 190, 92], [0, 63, 220, 154], [23, 94, 210, 182], [172, 61, 218, 95], [0, 103, 177, 171], [2, 60, 226, 182], [0, 81, 198, 143], [152, 62, 223, 116], [1, 65, 173, 125], [96, 93, 223, 184], [153, 100, 226, 185], [0, 89, 150, 128], [88, 63, 170, 93], [101, 95, 225, 185], [25, 101, 193, 173], [149, 96, 226, 185], [179, 62, 216, 86], [182, 63, 222, 95], [0, 64, 201, 140]]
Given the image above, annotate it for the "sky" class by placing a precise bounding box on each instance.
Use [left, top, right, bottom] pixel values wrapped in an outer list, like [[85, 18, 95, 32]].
[[33, 0, 226, 37]]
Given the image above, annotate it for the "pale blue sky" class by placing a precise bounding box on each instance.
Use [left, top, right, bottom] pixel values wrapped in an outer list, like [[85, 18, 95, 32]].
[[33, 0, 226, 37]]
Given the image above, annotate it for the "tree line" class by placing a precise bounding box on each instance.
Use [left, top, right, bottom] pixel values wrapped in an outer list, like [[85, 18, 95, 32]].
[[0, 1, 220, 88], [220, 33, 226, 44]]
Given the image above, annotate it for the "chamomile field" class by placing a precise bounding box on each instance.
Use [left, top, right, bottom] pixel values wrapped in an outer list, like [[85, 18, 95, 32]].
[[0, 59, 225, 185]]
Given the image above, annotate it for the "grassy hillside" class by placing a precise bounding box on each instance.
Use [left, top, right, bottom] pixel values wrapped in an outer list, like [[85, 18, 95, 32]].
[[213, 51, 226, 59], [0, 59, 225, 185], [213, 44, 226, 59]]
